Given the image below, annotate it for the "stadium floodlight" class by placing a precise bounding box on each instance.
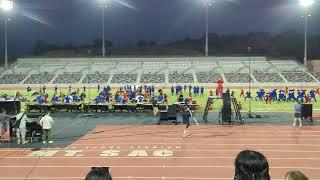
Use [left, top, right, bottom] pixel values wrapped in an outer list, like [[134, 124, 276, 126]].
[[203, 0, 213, 57], [98, 0, 110, 58], [1, 0, 13, 69], [0, 0, 13, 11], [299, 0, 314, 68]]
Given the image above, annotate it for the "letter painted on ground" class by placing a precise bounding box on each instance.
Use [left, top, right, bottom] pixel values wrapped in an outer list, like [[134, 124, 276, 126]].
[[100, 150, 120, 157], [27, 150, 58, 157], [64, 150, 84, 157], [128, 150, 148, 157], [153, 150, 174, 157]]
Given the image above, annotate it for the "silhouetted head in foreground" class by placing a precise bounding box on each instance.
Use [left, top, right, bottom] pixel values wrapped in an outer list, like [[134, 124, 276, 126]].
[[85, 167, 112, 180], [285, 171, 309, 180], [234, 150, 270, 180]]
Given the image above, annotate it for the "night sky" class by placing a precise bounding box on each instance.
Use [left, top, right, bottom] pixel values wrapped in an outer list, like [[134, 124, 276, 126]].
[[0, 0, 319, 55]]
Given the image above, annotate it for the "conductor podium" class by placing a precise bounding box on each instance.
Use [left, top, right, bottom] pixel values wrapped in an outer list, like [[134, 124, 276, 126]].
[[203, 93, 243, 125]]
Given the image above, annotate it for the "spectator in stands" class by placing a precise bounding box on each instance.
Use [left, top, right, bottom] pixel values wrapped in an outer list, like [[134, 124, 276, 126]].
[[0, 109, 11, 143], [40, 111, 54, 144], [284, 171, 308, 180], [85, 167, 112, 180], [293, 101, 303, 127], [13, 109, 29, 144], [234, 150, 270, 180]]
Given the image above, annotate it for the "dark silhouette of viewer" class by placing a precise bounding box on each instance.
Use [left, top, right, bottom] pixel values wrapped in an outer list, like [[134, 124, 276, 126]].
[[285, 171, 309, 180], [85, 167, 112, 180], [234, 150, 270, 180]]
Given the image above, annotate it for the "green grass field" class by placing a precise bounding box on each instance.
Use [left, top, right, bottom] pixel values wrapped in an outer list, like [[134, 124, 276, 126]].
[[1, 88, 319, 113]]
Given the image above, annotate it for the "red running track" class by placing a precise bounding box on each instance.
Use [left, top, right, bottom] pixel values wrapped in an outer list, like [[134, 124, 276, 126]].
[[1, 125, 320, 180]]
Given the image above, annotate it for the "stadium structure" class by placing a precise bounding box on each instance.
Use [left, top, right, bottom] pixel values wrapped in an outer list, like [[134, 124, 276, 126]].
[[0, 56, 319, 88]]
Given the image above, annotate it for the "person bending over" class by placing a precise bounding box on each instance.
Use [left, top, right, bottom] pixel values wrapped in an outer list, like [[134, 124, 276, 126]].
[[234, 150, 270, 180]]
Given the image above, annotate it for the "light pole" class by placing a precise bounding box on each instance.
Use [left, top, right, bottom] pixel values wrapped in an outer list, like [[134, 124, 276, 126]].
[[98, 0, 109, 57], [299, 0, 314, 67], [1, 0, 13, 68], [204, 0, 212, 57]]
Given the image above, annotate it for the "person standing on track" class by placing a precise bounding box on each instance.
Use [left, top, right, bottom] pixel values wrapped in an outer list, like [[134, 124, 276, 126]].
[[181, 106, 192, 139], [14, 109, 29, 144], [0, 109, 11, 143], [293, 101, 303, 127], [40, 111, 54, 144]]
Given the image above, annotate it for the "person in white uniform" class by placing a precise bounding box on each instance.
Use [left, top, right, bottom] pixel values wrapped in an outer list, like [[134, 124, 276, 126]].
[[39, 111, 54, 144]]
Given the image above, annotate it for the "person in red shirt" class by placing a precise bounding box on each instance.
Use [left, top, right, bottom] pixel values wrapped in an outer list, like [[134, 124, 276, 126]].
[[305, 95, 311, 104], [215, 78, 224, 97], [188, 93, 193, 101]]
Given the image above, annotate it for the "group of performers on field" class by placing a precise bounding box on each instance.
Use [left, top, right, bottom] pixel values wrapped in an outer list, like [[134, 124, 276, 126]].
[[241, 87, 318, 104], [1, 77, 318, 106]]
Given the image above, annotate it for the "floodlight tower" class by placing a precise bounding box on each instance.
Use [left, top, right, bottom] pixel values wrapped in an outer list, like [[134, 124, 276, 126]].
[[98, 0, 110, 57], [1, 0, 13, 68], [299, 0, 314, 67], [203, 0, 212, 57]]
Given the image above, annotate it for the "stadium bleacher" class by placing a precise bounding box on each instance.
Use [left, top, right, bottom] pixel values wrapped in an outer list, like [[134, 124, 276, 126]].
[[281, 72, 316, 82], [169, 71, 194, 83], [0, 57, 318, 85], [82, 73, 110, 84], [0, 73, 27, 84], [53, 72, 83, 84], [253, 72, 284, 83], [140, 73, 165, 83], [224, 73, 252, 83], [24, 73, 55, 84], [196, 72, 222, 83], [111, 73, 138, 84]]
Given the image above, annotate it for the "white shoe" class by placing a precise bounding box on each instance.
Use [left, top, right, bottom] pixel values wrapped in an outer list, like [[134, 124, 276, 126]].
[[299, 124, 303, 127], [43, 141, 46, 144], [292, 124, 296, 127], [48, 141, 53, 144]]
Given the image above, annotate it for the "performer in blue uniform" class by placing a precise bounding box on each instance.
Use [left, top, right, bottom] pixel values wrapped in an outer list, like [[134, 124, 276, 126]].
[[200, 86, 204, 97], [278, 89, 286, 102], [171, 86, 175, 96], [287, 88, 296, 102], [245, 91, 252, 101], [310, 89, 317, 102]]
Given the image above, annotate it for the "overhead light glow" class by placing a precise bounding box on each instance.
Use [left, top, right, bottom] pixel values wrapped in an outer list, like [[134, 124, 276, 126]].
[[299, 0, 314, 7], [0, 0, 13, 11]]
